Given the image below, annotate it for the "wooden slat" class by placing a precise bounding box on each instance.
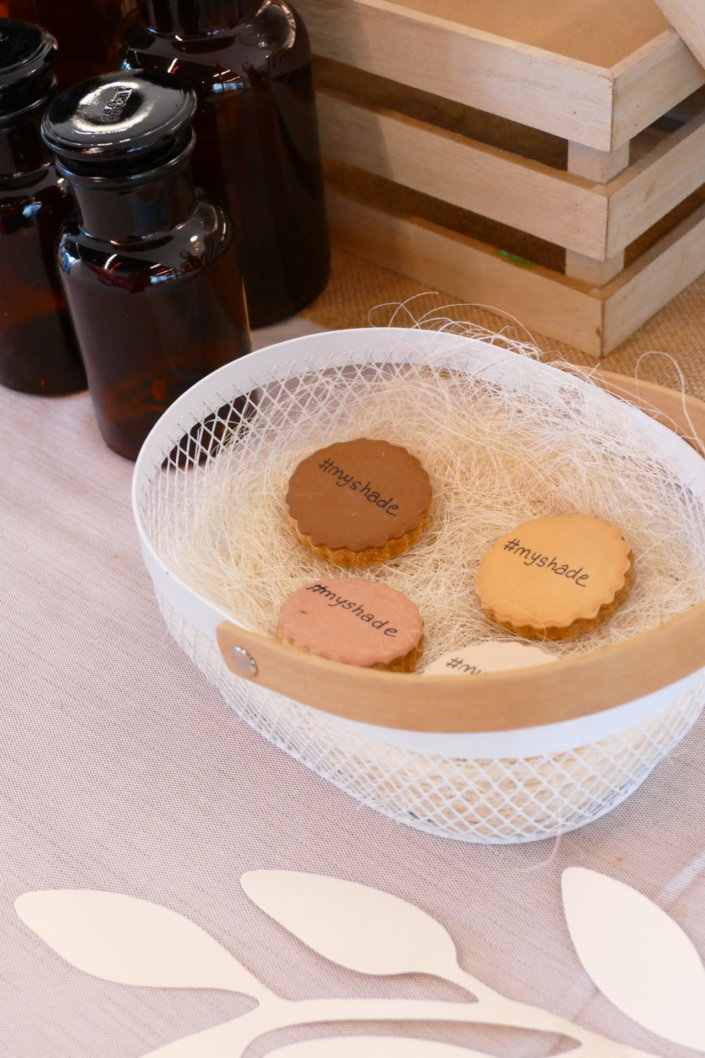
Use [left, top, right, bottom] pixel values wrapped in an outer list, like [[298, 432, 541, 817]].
[[602, 199, 705, 351], [606, 104, 705, 254], [612, 30, 705, 146], [324, 186, 604, 355], [316, 89, 609, 258]]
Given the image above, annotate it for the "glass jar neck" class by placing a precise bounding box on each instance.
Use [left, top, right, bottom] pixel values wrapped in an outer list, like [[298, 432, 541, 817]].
[[0, 85, 54, 181], [65, 156, 196, 244], [137, 0, 262, 35]]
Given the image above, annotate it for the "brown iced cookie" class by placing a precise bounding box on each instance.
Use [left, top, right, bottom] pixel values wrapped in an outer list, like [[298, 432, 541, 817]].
[[285, 438, 432, 566], [475, 515, 634, 640], [277, 578, 424, 671]]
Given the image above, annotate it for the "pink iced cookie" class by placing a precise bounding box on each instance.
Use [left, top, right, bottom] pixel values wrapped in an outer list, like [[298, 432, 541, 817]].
[[277, 578, 424, 671]]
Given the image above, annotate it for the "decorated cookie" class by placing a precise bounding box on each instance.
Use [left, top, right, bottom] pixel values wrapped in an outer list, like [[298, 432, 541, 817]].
[[285, 438, 431, 566], [475, 515, 633, 640], [277, 577, 424, 671], [423, 639, 555, 675]]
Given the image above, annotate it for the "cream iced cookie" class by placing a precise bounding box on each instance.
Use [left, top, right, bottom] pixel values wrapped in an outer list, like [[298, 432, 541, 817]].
[[277, 577, 424, 671], [475, 515, 634, 640], [423, 639, 555, 675], [285, 438, 431, 566]]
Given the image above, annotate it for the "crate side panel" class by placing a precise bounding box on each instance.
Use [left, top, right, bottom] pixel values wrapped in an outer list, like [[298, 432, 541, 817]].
[[612, 32, 705, 147], [607, 105, 705, 253], [603, 201, 705, 351]]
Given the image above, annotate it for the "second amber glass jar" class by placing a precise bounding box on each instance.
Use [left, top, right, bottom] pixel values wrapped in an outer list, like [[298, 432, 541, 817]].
[[119, 0, 330, 327]]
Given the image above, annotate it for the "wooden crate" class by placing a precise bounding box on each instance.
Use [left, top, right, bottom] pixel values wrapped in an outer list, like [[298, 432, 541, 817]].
[[298, 0, 705, 355]]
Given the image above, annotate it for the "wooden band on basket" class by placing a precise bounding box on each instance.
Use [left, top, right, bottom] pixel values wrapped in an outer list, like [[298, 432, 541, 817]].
[[216, 604, 705, 733], [216, 371, 705, 733]]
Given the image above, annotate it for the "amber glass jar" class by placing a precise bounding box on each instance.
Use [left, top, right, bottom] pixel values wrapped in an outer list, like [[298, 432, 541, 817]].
[[0, 19, 84, 395], [42, 72, 251, 460], [2, 0, 135, 86], [119, 0, 330, 327]]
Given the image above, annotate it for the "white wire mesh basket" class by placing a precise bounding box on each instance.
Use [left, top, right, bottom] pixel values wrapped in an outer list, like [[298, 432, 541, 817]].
[[132, 328, 705, 844]]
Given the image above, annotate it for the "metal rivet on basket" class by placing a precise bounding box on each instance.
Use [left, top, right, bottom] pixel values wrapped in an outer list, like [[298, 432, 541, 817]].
[[230, 646, 258, 678]]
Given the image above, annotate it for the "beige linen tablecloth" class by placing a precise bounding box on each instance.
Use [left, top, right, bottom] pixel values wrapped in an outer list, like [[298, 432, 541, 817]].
[[2, 313, 705, 1058]]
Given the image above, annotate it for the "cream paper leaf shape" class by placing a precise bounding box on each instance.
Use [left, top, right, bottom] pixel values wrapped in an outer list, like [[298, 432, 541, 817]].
[[15, 889, 267, 998], [269, 1039, 488, 1057], [241, 870, 469, 986], [562, 867, 705, 1051]]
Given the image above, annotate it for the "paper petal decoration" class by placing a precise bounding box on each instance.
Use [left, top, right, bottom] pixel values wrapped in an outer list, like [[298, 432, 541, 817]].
[[15, 889, 266, 997], [562, 868, 705, 1050], [269, 1039, 486, 1057], [242, 870, 460, 980]]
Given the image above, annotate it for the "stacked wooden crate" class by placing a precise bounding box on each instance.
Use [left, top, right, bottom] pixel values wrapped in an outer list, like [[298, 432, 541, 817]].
[[298, 0, 705, 355]]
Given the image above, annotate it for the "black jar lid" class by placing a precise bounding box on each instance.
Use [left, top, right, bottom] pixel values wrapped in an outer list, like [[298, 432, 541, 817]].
[[42, 72, 197, 179], [0, 19, 57, 120]]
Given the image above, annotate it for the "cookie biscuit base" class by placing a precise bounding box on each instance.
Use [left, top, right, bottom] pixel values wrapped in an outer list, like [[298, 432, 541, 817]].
[[481, 554, 635, 640], [289, 510, 431, 568], [276, 626, 424, 672]]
